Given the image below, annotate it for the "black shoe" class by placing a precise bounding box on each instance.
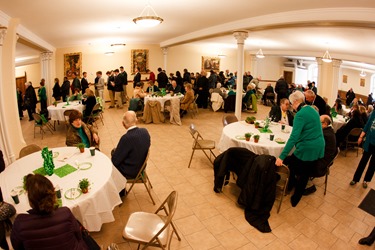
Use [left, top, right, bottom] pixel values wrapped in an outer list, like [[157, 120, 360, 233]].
[[119, 188, 127, 197], [359, 237, 374, 246], [291, 194, 301, 207], [303, 185, 317, 196]]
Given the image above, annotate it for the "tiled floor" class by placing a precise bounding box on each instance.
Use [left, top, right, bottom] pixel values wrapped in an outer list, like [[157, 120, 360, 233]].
[[20, 102, 374, 250]]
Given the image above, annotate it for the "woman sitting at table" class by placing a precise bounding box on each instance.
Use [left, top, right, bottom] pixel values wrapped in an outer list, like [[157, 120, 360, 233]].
[[269, 98, 294, 126], [180, 83, 194, 117], [82, 89, 97, 120], [11, 174, 89, 250], [69, 88, 82, 101], [336, 109, 365, 148], [333, 98, 343, 115], [66, 110, 100, 149], [133, 82, 147, 99]]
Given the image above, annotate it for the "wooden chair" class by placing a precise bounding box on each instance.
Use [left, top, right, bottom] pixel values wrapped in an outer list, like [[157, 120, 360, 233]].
[[63, 109, 75, 128], [86, 103, 104, 127], [122, 191, 181, 249], [275, 164, 290, 213], [222, 114, 238, 126], [19, 144, 41, 158], [32, 113, 54, 139], [344, 128, 362, 156], [188, 124, 216, 168], [126, 150, 155, 205]]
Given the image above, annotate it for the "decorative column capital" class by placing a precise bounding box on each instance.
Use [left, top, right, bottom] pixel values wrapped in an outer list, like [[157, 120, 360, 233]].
[[332, 59, 342, 68], [161, 47, 168, 55], [233, 30, 248, 44], [0, 28, 7, 46], [40, 51, 53, 61]]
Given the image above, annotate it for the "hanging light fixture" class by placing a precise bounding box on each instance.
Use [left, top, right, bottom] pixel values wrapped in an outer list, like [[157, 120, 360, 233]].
[[104, 52, 114, 56], [218, 54, 226, 58], [133, 2, 163, 28], [255, 48, 265, 59], [360, 69, 366, 77], [322, 50, 332, 63]]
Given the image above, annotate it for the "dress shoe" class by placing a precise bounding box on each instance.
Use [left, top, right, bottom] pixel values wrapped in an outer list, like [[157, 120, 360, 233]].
[[303, 185, 317, 196], [350, 180, 357, 185], [291, 194, 301, 207], [363, 182, 368, 188], [359, 236, 374, 246], [119, 188, 127, 197]]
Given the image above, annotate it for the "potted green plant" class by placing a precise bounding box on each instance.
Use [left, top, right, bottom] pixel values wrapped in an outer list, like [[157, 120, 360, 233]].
[[254, 122, 260, 128], [245, 133, 252, 141], [253, 134, 260, 143], [53, 101, 57, 107], [79, 178, 90, 194], [245, 116, 256, 124], [76, 143, 85, 153]]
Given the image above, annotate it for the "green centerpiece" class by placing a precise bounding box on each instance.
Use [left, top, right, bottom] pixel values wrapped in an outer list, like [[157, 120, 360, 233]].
[[41, 147, 55, 176]]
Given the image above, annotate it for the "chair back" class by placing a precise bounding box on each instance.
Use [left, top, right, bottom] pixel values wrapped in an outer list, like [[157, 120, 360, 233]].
[[129, 150, 150, 181], [91, 103, 101, 114], [63, 109, 75, 126], [153, 191, 178, 238], [189, 124, 199, 139], [32, 113, 42, 123], [222, 114, 238, 126], [19, 144, 42, 158], [347, 128, 362, 142]]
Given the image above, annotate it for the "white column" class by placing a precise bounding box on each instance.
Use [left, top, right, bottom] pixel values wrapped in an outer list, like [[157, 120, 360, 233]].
[[317, 58, 342, 105], [0, 18, 26, 164], [233, 31, 248, 120], [161, 47, 168, 73], [40, 52, 54, 105]]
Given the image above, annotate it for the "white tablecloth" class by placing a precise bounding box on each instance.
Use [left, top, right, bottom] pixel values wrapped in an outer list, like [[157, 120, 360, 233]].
[[332, 114, 347, 132], [144, 94, 184, 111], [218, 121, 293, 157], [0, 147, 126, 232], [48, 101, 85, 121]]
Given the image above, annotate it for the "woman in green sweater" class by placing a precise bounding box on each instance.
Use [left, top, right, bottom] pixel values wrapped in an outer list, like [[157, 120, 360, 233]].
[[275, 91, 325, 207], [38, 79, 47, 112]]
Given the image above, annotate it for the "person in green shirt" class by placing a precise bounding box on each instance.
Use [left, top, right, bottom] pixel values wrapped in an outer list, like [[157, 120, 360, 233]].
[[69, 88, 82, 101], [38, 79, 47, 112], [275, 91, 325, 207]]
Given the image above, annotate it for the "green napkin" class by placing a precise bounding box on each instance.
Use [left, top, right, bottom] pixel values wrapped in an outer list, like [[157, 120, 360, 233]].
[[258, 128, 273, 133], [54, 164, 77, 178], [33, 166, 47, 176]]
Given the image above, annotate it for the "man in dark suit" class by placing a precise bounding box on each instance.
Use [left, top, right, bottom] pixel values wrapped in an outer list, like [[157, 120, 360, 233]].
[[71, 72, 81, 92], [119, 66, 128, 104], [275, 75, 288, 105], [304, 90, 327, 116], [133, 67, 141, 88], [113, 69, 123, 108], [167, 80, 181, 94], [157, 67, 168, 89], [111, 111, 151, 179], [262, 83, 275, 105], [269, 98, 294, 126], [81, 72, 89, 94]]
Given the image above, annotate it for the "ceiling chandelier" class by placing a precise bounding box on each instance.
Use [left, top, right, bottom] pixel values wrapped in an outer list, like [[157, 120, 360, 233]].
[[133, 2, 163, 28], [360, 69, 366, 77], [322, 50, 332, 63], [255, 49, 265, 59]]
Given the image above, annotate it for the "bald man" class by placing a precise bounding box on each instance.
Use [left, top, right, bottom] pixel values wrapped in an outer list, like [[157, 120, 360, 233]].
[[111, 111, 151, 180], [304, 90, 327, 116]]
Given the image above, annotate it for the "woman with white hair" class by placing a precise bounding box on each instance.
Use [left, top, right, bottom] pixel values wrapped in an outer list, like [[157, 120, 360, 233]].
[[24, 81, 37, 121], [275, 90, 325, 207]]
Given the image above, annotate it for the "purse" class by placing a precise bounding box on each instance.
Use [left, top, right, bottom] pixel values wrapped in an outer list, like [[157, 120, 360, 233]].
[[77, 220, 100, 250]]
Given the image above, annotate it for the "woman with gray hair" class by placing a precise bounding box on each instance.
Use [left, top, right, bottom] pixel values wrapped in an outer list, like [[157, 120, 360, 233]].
[[275, 90, 325, 207]]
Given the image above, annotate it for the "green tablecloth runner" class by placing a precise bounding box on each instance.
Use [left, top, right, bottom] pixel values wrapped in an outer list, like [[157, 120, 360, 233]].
[[33, 164, 77, 178], [258, 128, 272, 133]]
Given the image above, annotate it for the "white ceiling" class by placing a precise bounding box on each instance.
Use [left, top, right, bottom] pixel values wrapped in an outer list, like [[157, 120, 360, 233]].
[[1, 0, 375, 67]]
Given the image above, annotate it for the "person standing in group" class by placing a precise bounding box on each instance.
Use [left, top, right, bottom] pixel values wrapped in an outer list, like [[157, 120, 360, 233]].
[[113, 69, 123, 109], [195, 71, 209, 109], [81, 72, 89, 94], [350, 110, 375, 189], [157, 67, 168, 89], [16, 88, 23, 120], [107, 70, 115, 108], [61, 77, 71, 102], [38, 79, 47, 112], [71, 72, 81, 93], [95, 71, 105, 107], [133, 67, 141, 88], [24, 81, 37, 121], [147, 69, 155, 84], [275, 75, 289, 106], [119, 66, 128, 104], [183, 68, 191, 83], [52, 78, 62, 102]]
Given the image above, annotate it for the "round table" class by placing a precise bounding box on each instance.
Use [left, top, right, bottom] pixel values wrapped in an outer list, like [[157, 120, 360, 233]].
[[218, 121, 293, 157], [48, 101, 85, 121], [332, 114, 347, 132], [144, 94, 184, 111], [0, 147, 126, 232]]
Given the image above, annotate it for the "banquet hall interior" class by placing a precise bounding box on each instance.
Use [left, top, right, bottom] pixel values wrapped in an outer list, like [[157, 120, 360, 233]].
[[1, 1, 375, 249]]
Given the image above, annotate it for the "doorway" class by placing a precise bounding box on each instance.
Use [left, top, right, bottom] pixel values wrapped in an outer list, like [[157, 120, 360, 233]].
[[283, 71, 293, 85], [16, 72, 27, 95]]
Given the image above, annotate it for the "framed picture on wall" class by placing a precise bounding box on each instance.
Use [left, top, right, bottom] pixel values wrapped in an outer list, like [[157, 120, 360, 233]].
[[360, 78, 365, 87], [64, 52, 82, 79], [201, 57, 220, 72], [131, 49, 149, 74], [343, 74, 348, 83]]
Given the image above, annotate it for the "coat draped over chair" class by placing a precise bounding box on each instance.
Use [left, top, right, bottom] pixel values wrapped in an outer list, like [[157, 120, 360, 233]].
[[143, 101, 165, 124]]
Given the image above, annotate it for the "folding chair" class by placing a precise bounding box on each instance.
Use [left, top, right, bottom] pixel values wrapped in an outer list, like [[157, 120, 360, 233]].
[[19, 144, 41, 158], [222, 114, 238, 126], [63, 109, 75, 128], [86, 103, 104, 127], [32, 113, 54, 139], [275, 164, 290, 213], [188, 124, 216, 168], [126, 150, 155, 205], [344, 128, 362, 156], [122, 191, 181, 249]]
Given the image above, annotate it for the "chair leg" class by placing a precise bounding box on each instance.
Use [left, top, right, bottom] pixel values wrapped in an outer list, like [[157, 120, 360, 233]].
[[170, 221, 181, 241], [188, 150, 195, 168], [141, 174, 155, 205], [324, 173, 328, 195]]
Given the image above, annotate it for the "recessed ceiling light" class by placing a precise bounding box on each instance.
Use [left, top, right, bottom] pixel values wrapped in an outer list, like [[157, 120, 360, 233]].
[[111, 43, 126, 47]]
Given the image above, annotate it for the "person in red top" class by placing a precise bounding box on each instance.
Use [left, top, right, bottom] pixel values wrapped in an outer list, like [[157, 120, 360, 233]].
[[147, 69, 155, 83]]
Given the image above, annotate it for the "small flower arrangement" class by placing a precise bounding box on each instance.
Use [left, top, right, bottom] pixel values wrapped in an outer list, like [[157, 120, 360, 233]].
[[79, 178, 90, 194], [245, 133, 252, 141], [253, 134, 260, 143], [53, 101, 57, 107], [76, 143, 85, 153], [245, 116, 256, 124]]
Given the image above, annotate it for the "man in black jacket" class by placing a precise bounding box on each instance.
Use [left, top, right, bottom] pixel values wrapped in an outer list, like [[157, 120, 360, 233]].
[[268, 98, 294, 126], [80, 72, 89, 94], [113, 69, 123, 109], [133, 67, 141, 88], [304, 90, 328, 116], [119, 66, 128, 104], [275, 76, 288, 105], [157, 67, 168, 89]]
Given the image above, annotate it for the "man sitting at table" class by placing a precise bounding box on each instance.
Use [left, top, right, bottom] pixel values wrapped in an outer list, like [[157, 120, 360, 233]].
[[66, 110, 100, 148], [269, 98, 294, 126], [167, 80, 181, 94], [112, 111, 151, 180], [146, 81, 159, 94], [133, 82, 147, 99]]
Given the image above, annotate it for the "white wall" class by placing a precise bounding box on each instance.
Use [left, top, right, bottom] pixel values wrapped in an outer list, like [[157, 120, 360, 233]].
[[15, 63, 41, 86], [339, 68, 372, 95]]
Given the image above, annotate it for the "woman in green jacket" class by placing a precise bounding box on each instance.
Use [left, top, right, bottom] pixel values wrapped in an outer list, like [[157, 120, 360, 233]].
[[38, 79, 47, 112], [275, 91, 325, 207]]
